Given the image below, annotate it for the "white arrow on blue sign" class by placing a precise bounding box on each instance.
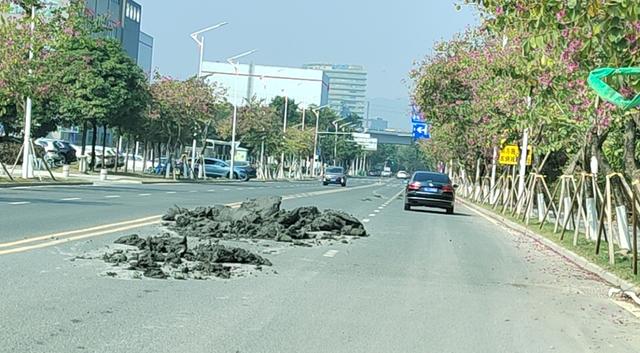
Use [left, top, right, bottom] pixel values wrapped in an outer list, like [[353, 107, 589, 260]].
[[412, 122, 430, 139]]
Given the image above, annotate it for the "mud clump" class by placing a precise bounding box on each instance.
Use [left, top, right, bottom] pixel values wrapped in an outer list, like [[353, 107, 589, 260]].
[[104, 234, 271, 280], [166, 196, 368, 242]]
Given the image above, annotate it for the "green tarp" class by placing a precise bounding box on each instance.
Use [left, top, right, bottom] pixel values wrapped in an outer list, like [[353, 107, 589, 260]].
[[587, 67, 640, 110]]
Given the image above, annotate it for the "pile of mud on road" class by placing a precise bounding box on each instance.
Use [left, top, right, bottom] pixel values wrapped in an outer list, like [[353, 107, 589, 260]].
[[163, 196, 368, 242], [94, 197, 367, 280]]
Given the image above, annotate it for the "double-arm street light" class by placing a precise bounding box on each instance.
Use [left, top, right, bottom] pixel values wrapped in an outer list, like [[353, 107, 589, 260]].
[[311, 105, 329, 177], [227, 49, 257, 179], [190, 22, 228, 78]]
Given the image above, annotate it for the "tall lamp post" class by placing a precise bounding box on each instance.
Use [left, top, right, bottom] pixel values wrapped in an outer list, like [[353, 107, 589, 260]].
[[311, 105, 328, 177], [189, 22, 227, 179], [227, 49, 257, 179], [332, 117, 347, 165], [190, 22, 228, 78], [22, 5, 36, 179]]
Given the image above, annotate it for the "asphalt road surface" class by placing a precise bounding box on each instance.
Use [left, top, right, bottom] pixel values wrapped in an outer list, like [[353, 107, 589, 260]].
[[1, 178, 639, 353]]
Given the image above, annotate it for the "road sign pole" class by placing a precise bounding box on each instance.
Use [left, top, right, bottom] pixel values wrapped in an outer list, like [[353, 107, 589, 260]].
[[516, 128, 529, 213]]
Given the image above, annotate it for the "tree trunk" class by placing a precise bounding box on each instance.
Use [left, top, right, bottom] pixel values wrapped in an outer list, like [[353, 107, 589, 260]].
[[623, 118, 639, 178], [90, 120, 98, 171], [80, 120, 88, 156], [101, 124, 108, 170]]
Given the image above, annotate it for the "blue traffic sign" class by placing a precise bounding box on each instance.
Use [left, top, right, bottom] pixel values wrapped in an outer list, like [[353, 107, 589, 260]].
[[412, 122, 430, 139]]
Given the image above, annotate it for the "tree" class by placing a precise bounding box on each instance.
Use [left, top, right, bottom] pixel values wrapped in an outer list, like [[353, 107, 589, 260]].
[[50, 34, 149, 169]]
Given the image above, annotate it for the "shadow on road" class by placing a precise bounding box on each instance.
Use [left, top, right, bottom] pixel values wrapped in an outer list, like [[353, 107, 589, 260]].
[[405, 208, 470, 217]]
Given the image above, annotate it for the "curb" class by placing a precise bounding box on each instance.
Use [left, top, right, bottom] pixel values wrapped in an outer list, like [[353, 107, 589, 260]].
[[0, 181, 92, 188], [458, 197, 639, 294]]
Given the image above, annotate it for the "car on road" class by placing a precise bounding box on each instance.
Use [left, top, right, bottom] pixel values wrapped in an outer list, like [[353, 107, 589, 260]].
[[381, 170, 392, 177], [367, 170, 381, 177], [323, 166, 347, 187], [404, 171, 457, 214], [226, 160, 257, 179], [195, 158, 249, 180], [396, 170, 409, 179], [35, 138, 77, 164]]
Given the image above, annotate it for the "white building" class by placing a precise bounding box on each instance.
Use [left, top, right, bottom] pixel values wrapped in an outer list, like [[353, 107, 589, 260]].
[[201, 62, 329, 108]]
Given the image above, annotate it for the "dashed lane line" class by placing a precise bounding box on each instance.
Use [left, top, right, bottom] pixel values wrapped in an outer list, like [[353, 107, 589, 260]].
[[61, 197, 81, 201], [138, 193, 151, 197], [323, 250, 339, 258], [8, 202, 30, 205], [165, 191, 177, 194], [104, 195, 120, 199]]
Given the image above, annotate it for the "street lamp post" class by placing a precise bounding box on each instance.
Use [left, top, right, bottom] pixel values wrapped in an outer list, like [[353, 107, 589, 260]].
[[22, 5, 36, 179], [331, 117, 347, 165], [311, 105, 328, 177], [226, 49, 257, 180], [190, 22, 228, 78]]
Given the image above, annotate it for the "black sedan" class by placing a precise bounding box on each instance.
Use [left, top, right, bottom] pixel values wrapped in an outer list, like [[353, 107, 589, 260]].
[[404, 171, 456, 214]]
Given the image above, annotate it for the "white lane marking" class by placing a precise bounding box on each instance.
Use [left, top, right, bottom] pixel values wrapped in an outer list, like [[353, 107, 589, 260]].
[[368, 213, 376, 217], [61, 197, 81, 201], [237, 188, 245, 190], [138, 193, 151, 197], [207, 189, 216, 192], [8, 201, 30, 205], [223, 188, 230, 191], [104, 195, 120, 199], [374, 210, 380, 213], [362, 219, 370, 223], [189, 190, 197, 193], [378, 206, 384, 209], [166, 191, 177, 194], [323, 250, 339, 258]]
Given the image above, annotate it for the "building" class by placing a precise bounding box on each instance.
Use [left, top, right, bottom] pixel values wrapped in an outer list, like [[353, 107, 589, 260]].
[[368, 117, 388, 131], [201, 62, 329, 108], [137, 31, 154, 79], [303, 63, 367, 118]]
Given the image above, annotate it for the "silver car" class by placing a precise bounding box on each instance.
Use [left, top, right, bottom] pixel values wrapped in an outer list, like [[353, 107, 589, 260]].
[[322, 166, 347, 187]]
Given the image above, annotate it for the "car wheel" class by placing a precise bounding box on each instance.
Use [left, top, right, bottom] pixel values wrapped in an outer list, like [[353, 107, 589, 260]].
[[446, 207, 454, 214], [322, 182, 328, 186], [341, 182, 346, 187], [404, 203, 411, 211]]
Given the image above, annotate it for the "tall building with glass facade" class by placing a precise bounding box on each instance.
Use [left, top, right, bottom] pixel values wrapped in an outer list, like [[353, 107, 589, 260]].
[[303, 63, 367, 117], [137, 31, 154, 80]]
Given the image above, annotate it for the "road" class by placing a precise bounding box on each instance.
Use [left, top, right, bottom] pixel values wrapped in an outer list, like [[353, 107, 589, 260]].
[[1, 178, 639, 352]]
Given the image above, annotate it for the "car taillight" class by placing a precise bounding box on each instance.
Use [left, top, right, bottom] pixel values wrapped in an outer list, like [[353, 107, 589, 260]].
[[442, 184, 454, 193], [408, 181, 421, 190]]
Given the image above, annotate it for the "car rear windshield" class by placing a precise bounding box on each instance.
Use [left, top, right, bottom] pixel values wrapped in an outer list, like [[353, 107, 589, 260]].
[[326, 167, 343, 173], [413, 172, 450, 184]]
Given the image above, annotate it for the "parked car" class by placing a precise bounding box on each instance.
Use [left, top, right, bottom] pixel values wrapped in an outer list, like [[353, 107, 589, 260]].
[[123, 154, 153, 173], [396, 170, 410, 179], [381, 170, 393, 177], [404, 171, 457, 214], [194, 158, 248, 180], [226, 160, 257, 179], [323, 166, 347, 187], [368, 170, 382, 177], [34, 138, 77, 164]]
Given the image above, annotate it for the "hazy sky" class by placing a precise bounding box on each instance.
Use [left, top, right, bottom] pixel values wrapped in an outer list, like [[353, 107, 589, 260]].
[[136, 0, 477, 127]]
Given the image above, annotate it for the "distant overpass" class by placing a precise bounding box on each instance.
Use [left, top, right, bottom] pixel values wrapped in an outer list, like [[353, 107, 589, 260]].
[[366, 129, 413, 145]]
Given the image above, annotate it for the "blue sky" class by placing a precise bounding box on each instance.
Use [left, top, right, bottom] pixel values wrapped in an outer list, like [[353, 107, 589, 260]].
[[136, 0, 477, 128]]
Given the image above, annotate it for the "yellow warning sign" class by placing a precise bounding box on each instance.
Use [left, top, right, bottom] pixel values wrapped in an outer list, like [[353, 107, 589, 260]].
[[499, 145, 532, 166]]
